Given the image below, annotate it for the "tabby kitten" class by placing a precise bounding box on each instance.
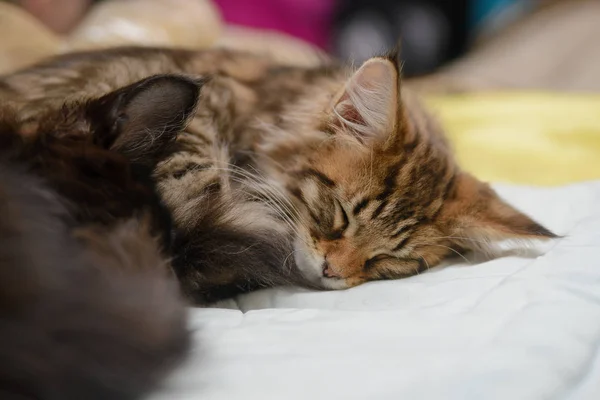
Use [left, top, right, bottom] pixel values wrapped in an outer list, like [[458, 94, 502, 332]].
[[0, 73, 201, 399], [1, 47, 556, 302]]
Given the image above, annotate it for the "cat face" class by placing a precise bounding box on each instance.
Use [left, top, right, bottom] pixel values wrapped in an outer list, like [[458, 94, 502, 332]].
[[290, 55, 556, 289]]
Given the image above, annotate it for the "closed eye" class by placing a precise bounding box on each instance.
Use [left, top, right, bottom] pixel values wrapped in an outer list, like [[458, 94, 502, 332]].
[[363, 254, 395, 270], [325, 199, 348, 240], [364, 256, 423, 279]]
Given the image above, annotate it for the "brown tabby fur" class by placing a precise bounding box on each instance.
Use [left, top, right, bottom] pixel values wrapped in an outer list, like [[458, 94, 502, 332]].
[[0, 46, 556, 301], [0, 74, 202, 399]]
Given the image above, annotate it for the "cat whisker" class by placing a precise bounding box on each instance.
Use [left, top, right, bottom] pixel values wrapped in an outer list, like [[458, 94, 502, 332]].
[[412, 250, 429, 275], [227, 183, 304, 239], [282, 248, 302, 275], [220, 243, 260, 255], [230, 183, 301, 238], [427, 235, 495, 245], [210, 164, 301, 222], [417, 243, 471, 265], [228, 175, 301, 228], [368, 148, 374, 190], [245, 164, 304, 217]]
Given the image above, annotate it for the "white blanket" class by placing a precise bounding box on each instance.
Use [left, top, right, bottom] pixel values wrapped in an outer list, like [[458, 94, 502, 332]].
[[150, 182, 600, 400]]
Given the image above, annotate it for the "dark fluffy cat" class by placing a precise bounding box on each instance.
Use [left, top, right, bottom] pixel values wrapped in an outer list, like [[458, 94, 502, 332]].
[[0, 74, 201, 399]]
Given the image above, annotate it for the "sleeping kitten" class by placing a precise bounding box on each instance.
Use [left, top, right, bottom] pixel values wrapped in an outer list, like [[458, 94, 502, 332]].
[[1, 47, 556, 302], [0, 73, 201, 399]]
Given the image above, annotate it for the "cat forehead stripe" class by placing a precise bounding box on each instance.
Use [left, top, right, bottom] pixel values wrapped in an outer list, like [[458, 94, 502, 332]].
[[297, 168, 335, 187], [352, 198, 370, 215]]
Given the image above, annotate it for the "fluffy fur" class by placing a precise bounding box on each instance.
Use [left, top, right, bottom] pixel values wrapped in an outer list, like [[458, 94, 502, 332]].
[[0, 74, 202, 399], [1, 46, 557, 300], [0, 169, 186, 400]]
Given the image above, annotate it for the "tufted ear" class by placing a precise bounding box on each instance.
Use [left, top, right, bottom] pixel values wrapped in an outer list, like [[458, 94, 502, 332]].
[[440, 173, 558, 253], [87, 74, 203, 164], [329, 57, 400, 145]]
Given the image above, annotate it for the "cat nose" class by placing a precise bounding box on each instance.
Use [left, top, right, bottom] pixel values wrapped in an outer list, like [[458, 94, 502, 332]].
[[322, 261, 340, 278]]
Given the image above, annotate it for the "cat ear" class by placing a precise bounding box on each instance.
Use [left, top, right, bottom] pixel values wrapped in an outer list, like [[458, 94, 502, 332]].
[[441, 173, 557, 252], [329, 57, 400, 144], [87, 74, 203, 163]]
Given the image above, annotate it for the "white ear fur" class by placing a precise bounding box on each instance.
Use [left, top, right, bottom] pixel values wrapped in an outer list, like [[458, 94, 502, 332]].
[[332, 58, 398, 142], [443, 174, 558, 255]]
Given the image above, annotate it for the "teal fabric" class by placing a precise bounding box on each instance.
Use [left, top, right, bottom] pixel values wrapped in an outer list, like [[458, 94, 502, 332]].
[[470, 0, 520, 28]]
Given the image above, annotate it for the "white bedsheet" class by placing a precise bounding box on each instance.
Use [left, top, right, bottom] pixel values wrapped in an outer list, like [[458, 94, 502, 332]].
[[150, 182, 600, 400]]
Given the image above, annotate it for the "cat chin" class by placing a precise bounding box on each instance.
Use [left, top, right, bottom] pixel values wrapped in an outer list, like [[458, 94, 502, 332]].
[[293, 237, 350, 290]]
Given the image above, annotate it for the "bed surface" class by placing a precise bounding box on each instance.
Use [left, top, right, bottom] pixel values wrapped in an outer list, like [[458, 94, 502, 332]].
[[150, 181, 600, 399]]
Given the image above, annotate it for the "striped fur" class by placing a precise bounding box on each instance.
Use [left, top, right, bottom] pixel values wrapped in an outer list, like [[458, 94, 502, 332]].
[[0, 47, 556, 295]]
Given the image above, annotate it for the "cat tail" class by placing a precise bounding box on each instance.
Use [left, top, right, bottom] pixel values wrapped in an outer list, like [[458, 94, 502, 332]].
[[0, 163, 190, 400]]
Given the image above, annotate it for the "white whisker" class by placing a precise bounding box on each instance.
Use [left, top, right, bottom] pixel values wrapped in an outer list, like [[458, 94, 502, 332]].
[[412, 250, 429, 274], [413, 242, 471, 265]]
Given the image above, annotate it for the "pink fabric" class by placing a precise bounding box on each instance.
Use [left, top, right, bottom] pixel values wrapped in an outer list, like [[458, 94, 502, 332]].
[[213, 0, 336, 49]]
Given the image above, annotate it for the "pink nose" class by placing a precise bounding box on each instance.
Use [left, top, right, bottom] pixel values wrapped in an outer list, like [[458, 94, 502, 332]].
[[322, 261, 340, 278]]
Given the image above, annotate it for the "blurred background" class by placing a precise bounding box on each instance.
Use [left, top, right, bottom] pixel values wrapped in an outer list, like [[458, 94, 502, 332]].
[[2, 0, 600, 89], [1, 0, 599, 186]]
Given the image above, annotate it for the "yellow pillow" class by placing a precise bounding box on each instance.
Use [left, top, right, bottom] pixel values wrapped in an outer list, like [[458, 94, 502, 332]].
[[425, 92, 600, 186]]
